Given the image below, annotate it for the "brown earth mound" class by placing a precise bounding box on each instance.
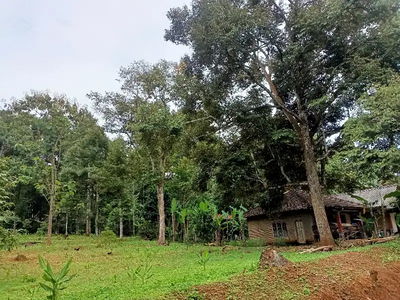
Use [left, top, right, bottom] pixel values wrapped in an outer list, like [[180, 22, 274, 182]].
[[14, 254, 28, 261]]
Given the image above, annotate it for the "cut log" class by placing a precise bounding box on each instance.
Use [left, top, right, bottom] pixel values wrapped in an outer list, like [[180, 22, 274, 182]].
[[259, 248, 291, 268], [370, 236, 396, 244], [300, 245, 333, 253]]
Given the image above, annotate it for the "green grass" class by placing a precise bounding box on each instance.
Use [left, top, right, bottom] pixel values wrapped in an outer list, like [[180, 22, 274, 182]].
[[281, 239, 400, 263], [0, 235, 262, 300]]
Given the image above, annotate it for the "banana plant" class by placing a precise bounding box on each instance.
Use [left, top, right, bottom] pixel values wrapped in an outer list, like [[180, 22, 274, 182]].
[[351, 190, 400, 237], [38, 255, 75, 300]]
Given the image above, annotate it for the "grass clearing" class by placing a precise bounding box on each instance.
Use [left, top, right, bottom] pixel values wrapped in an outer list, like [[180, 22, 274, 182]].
[[0, 235, 262, 300], [281, 240, 400, 263]]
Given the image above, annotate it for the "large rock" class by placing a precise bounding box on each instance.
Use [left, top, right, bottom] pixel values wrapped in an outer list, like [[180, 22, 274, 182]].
[[259, 248, 291, 268]]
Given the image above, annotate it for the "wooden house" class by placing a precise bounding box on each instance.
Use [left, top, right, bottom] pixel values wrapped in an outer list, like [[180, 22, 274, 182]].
[[244, 189, 364, 244]]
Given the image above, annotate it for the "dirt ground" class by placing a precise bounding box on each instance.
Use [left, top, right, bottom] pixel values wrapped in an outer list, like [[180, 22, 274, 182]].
[[182, 246, 400, 300]]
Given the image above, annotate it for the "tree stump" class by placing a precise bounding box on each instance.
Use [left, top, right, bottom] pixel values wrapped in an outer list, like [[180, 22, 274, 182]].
[[259, 248, 291, 268]]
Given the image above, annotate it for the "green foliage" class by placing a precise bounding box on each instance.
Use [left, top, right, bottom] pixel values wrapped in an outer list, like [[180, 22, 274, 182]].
[[24, 285, 39, 300], [100, 229, 117, 250], [196, 249, 210, 271], [38, 255, 75, 300], [0, 226, 20, 251], [127, 259, 154, 284], [137, 220, 158, 240], [274, 238, 287, 247]]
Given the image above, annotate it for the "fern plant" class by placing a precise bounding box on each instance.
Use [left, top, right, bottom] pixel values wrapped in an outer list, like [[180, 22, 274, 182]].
[[38, 255, 75, 300]]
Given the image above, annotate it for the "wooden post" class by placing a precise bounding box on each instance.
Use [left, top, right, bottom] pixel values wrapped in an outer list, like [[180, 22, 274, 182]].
[[336, 212, 344, 237]]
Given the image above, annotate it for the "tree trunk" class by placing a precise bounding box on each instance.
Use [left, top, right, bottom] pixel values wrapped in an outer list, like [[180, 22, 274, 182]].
[[157, 180, 166, 245], [76, 210, 80, 234], [95, 190, 99, 237], [65, 213, 68, 234], [119, 197, 124, 238], [264, 74, 334, 246], [132, 193, 136, 236], [119, 215, 123, 238], [157, 155, 166, 245], [47, 154, 56, 246], [299, 123, 334, 246], [86, 185, 91, 236], [381, 200, 386, 237]]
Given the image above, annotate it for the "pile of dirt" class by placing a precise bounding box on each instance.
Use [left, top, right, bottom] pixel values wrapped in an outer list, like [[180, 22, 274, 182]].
[[14, 254, 28, 261]]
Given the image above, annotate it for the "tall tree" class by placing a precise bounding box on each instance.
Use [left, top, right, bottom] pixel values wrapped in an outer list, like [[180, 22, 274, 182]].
[[89, 60, 183, 245], [9, 92, 73, 244], [327, 75, 400, 191], [165, 0, 400, 245]]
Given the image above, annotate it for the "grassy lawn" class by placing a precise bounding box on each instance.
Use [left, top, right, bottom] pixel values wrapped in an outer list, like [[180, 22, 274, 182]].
[[2, 235, 399, 300], [0, 235, 262, 300], [281, 240, 400, 263]]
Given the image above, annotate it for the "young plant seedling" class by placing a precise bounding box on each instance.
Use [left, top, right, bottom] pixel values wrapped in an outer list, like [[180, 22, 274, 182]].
[[38, 255, 75, 300], [196, 249, 210, 271]]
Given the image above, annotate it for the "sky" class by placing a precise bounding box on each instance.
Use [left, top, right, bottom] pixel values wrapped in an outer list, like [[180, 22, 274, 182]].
[[0, 0, 190, 107]]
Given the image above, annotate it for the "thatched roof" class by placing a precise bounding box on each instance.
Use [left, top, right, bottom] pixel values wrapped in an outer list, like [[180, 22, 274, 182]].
[[336, 185, 398, 209], [244, 189, 363, 218]]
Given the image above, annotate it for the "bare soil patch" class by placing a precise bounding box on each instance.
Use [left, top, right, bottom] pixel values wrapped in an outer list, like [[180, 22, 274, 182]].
[[185, 246, 400, 300]]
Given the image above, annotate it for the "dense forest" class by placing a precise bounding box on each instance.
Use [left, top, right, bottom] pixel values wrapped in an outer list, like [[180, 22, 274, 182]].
[[1, 0, 400, 246]]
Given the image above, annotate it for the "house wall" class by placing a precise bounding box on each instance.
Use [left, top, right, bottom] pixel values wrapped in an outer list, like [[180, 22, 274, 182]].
[[247, 211, 315, 244], [376, 212, 396, 233]]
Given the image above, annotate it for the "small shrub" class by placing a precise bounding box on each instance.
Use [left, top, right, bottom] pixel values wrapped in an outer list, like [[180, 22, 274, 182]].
[[138, 220, 157, 240], [274, 238, 287, 247], [196, 249, 210, 271], [245, 239, 267, 247], [35, 222, 47, 236], [0, 226, 20, 251], [38, 255, 75, 300]]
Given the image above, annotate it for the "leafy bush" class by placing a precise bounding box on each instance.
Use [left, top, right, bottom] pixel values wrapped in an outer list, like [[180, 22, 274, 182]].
[[0, 226, 20, 251], [245, 238, 267, 247], [138, 220, 157, 240], [274, 238, 287, 247], [38, 255, 75, 300], [36, 222, 48, 236]]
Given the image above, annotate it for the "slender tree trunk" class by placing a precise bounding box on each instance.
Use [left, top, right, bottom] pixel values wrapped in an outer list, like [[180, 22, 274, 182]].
[[299, 123, 334, 246], [95, 189, 99, 237], [65, 213, 68, 234], [86, 185, 91, 236], [76, 210, 80, 234], [132, 192, 136, 236], [119, 198, 123, 238], [381, 200, 386, 237], [47, 154, 56, 246], [119, 215, 123, 238], [157, 155, 166, 245], [157, 181, 166, 245]]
